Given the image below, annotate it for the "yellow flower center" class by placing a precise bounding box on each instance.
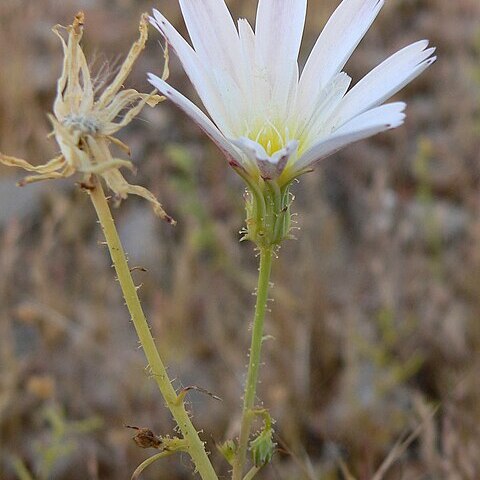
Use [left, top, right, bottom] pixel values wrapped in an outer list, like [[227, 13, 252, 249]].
[[249, 122, 287, 156]]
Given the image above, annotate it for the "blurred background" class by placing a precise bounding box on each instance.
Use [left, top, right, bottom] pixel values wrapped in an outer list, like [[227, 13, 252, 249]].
[[0, 0, 479, 479]]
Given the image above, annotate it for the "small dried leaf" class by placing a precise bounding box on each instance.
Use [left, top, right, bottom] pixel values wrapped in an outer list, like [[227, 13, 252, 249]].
[[125, 426, 163, 450]]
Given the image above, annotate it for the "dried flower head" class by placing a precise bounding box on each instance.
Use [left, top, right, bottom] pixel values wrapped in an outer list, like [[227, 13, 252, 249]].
[[0, 12, 173, 223]]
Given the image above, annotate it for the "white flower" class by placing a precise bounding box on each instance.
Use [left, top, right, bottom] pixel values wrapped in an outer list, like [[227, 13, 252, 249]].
[[148, 0, 435, 187]]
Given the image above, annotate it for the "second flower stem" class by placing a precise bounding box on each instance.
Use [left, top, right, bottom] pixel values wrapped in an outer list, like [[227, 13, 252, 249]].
[[232, 246, 274, 480], [88, 178, 218, 480]]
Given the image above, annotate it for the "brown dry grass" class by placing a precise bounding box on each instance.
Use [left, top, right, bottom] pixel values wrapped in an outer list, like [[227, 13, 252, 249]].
[[1, 0, 480, 479]]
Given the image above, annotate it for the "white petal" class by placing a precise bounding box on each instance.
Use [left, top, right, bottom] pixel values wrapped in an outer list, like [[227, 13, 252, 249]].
[[210, 66, 246, 135], [334, 41, 436, 125], [298, 0, 384, 114], [231, 136, 270, 177], [150, 11, 205, 103], [231, 137, 299, 179], [255, 0, 306, 69], [295, 102, 406, 171], [150, 10, 233, 135], [147, 73, 243, 168], [237, 18, 271, 122], [232, 137, 269, 161], [238, 18, 255, 78], [178, 0, 242, 83], [236, 19, 256, 120], [255, 0, 307, 115], [270, 140, 299, 178], [295, 72, 352, 147]]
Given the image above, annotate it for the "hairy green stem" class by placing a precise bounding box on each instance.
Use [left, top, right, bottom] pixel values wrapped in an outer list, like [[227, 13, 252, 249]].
[[131, 451, 175, 480], [88, 179, 218, 480], [232, 247, 274, 480], [243, 466, 262, 480]]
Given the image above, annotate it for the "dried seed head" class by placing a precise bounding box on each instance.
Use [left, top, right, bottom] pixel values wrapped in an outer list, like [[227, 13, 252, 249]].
[[63, 114, 101, 135], [0, 12, 174, 224]]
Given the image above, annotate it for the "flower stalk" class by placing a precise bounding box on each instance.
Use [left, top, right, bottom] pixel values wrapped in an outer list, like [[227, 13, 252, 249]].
[[243, 466, 262, 480], [232, 242, 274, 480], [88, 178, 218, 480], [131, 451, 175, 480], [231, 175, 294, 479]]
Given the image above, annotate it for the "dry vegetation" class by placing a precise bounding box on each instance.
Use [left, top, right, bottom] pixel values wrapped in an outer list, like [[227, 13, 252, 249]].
[[1, 0, 480, 479]]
